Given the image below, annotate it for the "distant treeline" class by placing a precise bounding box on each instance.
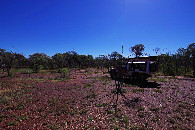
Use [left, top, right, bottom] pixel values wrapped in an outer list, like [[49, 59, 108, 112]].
[[0, 49, 123, 76], [0, 43, 194, 77]]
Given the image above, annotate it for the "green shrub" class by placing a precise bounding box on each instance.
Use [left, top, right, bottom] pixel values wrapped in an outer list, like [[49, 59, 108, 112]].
[[32, 64, 42, 73], [0, 95, 10, 104], [60, 68, 69, 78], [84, 83, 92, 88], [96, 103, 102, 107], [9, 69, 15, 77], [7, 121, 17, 126], [149, 107, 159, 112], [107, 110, 114, 114], [153, 89, 162, 93], [132, 88, 144, 93], [14, 68, 32, 74]]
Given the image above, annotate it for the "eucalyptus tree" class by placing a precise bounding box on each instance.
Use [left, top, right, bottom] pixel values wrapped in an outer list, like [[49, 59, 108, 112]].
[[187, 43, 195, 77], [29, 53, 51, 73], [130, 44, 145, 57], [14, 53, 28, 68], [52, 53, 67, 71], [0, 48, 6, 69], [0, 49, 16, 76], [110, 51, 123, 68], [77, 55, 88, 69]]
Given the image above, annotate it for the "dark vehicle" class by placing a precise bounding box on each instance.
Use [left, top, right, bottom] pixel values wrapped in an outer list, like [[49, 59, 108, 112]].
[[109, 59, 157, 81]]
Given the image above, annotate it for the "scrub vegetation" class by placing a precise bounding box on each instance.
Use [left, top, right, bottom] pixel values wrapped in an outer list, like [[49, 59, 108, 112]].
[[0, 43, 194, 129]]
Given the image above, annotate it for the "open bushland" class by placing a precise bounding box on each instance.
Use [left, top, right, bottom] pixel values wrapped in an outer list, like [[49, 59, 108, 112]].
[[0, 68, 194, 129]]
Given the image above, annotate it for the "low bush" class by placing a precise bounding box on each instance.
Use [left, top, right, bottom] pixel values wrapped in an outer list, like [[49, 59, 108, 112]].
[[60, 68, 69, 78]]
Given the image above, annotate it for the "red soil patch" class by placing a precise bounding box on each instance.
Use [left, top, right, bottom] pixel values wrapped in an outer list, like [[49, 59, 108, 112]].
[[0, 69, 194, 129]]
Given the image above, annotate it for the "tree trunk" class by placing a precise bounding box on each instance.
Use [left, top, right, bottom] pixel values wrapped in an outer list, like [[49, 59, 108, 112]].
[[7, 68, 10, 76]]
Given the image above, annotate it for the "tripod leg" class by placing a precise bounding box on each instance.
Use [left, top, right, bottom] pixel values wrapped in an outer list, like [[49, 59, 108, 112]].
[[120, 91, 129, 101], [115, 90, 119, 115]]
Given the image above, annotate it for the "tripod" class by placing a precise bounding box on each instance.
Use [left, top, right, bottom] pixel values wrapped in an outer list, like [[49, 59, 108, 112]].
[[111, 75, 129, 115]]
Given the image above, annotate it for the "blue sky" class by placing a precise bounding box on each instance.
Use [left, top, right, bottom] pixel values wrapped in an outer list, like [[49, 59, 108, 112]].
[[0, 0, 195, 58]]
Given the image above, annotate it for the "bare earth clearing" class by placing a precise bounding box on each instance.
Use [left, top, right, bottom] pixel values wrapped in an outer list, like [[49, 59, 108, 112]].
[[0, 68, 195, 129]]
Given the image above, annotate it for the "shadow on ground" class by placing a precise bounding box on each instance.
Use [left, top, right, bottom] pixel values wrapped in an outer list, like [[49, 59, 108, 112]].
[[124, 79, 161, 88], [0, 75, 8, 78], [124, 97, 141, 108]]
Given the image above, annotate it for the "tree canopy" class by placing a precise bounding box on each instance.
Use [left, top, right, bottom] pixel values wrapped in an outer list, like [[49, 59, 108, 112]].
[[130, 44, 145, 57], [0, 43, 195, 77]]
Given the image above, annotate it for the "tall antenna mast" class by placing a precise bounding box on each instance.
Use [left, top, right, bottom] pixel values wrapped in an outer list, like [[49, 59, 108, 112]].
[[122, 44, 123, 57], [122, 43, 124, 62]]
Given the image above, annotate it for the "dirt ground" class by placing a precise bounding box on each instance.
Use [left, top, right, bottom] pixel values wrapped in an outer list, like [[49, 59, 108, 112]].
[[0, 68, 194, 129]]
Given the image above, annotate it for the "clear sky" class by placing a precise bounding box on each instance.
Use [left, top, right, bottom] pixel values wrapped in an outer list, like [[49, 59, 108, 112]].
[[0, 0, 195, 58]]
